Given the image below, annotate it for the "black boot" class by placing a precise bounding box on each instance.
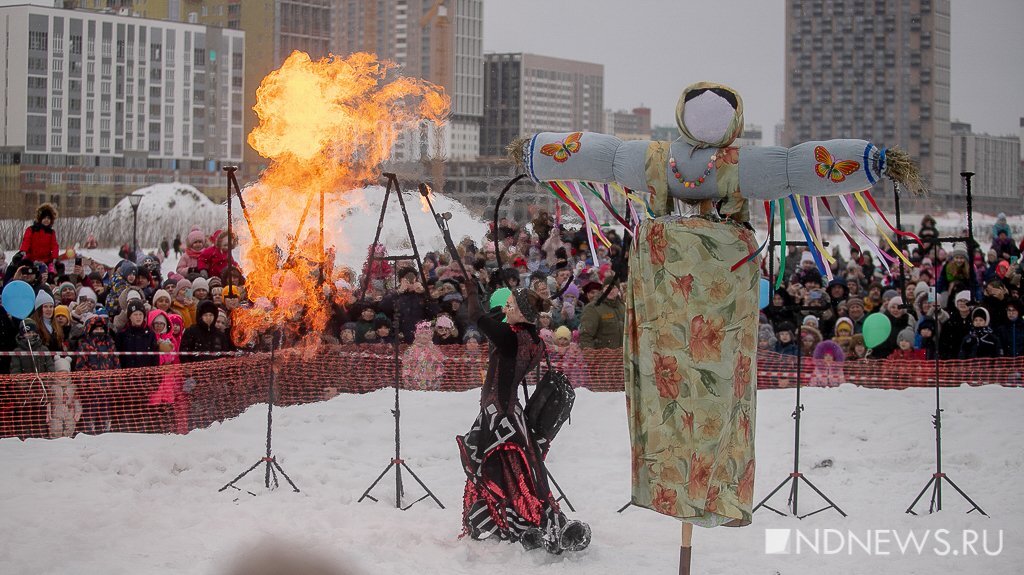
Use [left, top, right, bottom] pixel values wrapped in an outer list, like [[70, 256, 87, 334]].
[[559, 520, 591, 552], [520, 528, 545, 551]]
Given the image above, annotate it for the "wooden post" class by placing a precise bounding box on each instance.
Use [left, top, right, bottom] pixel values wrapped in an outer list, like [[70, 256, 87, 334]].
[[679, 522, 692, 575]]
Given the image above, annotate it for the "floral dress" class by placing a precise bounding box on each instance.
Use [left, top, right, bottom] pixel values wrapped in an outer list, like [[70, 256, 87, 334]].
[[625, 215, 760, 528]]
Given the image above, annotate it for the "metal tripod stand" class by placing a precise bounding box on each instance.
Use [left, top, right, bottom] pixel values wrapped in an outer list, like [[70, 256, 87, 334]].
[[753, 225, 846, 519], [220, 333, 300, 495], [356, 174, 443, 510], [901, 172, 987, 516]]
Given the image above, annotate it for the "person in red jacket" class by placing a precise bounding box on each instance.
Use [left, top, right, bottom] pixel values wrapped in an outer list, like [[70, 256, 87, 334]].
[[19, 203, 59, 265], [197, 230, 234, 278]]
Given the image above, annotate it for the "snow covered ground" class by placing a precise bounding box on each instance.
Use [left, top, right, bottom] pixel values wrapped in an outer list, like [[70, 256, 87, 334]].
[[2, 384, 1021, 575]]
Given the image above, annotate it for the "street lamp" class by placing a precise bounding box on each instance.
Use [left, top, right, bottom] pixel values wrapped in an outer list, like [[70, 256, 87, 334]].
[[128, 193, 143, 260]]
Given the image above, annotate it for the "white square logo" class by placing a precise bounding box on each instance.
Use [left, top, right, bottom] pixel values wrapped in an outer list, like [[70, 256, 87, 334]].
[[765, 529, 793, 555]]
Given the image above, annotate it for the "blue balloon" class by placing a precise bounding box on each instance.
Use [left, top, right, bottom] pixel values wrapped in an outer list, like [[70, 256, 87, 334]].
[[759, 278, 771, 310], [2, 280, 36, 320]]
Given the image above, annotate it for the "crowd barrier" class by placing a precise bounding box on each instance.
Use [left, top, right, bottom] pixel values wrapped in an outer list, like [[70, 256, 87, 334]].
[[0, 346, 1021, 439]]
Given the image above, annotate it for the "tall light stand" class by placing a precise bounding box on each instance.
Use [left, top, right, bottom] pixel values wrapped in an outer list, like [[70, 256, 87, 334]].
[[128, 193, 143, 261]]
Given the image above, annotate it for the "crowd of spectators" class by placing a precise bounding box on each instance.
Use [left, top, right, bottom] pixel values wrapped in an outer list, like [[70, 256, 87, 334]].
[[3, 203, 1024, 387]]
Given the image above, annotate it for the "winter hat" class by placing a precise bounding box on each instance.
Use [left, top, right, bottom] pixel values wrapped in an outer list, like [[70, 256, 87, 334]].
[[847, 297, 865, 309], [53, 356, 72, 372], [435, 315, 455, 330], [802, 315, 819, 327], [58, 281, 76, 295], [20, 318, 38, 333], [207, 276, 223, 289], [918, 317, 937, 333], [53, 305, 71, 322], [152, 289, 172, 307], [34, 290, 54, 310], [813, 340, 845, 362], [463, 327, 483, 343], [800, 251, 814, 265], [897, 327, 915, 345], [882, 289, 899, 303], [77, 286, 98, 303], [192, 277, 210, 293], [951, 248, 968, 260], [758, 324, 777, 346], [954, 290, 971, 304], [174, 278, 192, 297], [125, 289, 143, 303], [126, 300, 146, 318], [775, 321, 795, 335], [913, 281, 930, 300], [834, 317, 855, 336], [442, 292, 464, 303], [415, 320, 433, 336], [972, 307, 990, 325], [341, 322, 357, 333], [554, 326, 572, 341], [196, 300, 219, 320], [186, 228, 205, 246], [850, 333, 865, 349], [886, 296, 903, 309]]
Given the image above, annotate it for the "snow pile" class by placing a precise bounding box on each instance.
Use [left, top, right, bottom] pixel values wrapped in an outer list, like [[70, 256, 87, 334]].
[[1, 385, 1018, 574]]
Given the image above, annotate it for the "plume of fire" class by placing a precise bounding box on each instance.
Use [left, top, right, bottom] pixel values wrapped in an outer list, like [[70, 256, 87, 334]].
[[231, 51, 450, 346]]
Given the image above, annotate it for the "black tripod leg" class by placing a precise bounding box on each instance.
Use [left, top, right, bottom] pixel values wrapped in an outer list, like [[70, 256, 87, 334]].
[[220, 460, 263, 492], [546, 469, 575, 512], [754, 475, 792, 515], [941, 475, 987, 516], [269, 460, 280, 490], [906, 476, 937, 515], [400, 461, 444, 509], [798, 475, 846, 517], [272, 460, 301, 493], [358, 460, 396, 503], [616, 501, 632, 513]]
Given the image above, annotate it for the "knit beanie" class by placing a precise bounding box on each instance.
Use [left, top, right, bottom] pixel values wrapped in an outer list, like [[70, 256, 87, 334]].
[[175, 278, 192, 297], [58, 281, 76, 295], [126, 300, 146, 318], [192, 277, 210, 293], [34, 290, 54, 310], [53, 356, 72, 372], [835, 317, 854, 336], [897, 327, 915, 345], [554, 326, 572, 341], [186, 228, 205, 246], [954, 290, 971, 304], [77, 286, 98, 303], [152, 289, 172, 306], [207, 276, 223, 289], [972, 307, 990, 325], [53, 305, 71, 322]]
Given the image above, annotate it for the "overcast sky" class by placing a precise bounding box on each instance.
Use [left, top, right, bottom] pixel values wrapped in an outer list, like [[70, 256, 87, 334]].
[[483, 0, 1024, 139]]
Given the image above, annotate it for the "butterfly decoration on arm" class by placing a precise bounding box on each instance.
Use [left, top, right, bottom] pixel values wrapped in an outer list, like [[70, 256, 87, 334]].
[[540, 131, 583, 163], [814, 145, 860, 183]]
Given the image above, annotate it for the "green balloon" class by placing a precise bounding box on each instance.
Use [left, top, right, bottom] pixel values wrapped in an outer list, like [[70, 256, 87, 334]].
[[489, 287, 512, 309], [862, 312, 892, 349]]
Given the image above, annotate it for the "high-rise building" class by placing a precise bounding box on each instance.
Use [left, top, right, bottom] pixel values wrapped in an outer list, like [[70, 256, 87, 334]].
[[128, 0, 331, 181], [785, 0, 951, 209], [605, 106, 651, 141], [949, 122, 1021, 215], [333, 0, 483, 161], [733, 123, 763, 147], [0, 3, 244, 217], [481, 52, 603, 158]]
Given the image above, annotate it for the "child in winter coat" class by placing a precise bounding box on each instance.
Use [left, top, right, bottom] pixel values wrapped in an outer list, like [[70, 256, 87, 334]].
[[147, 309, 188, 434], [548, 325, 588, 388], [890, 327, 926, 361], [811, 340, 845, 387], [998, 301, 1024, 358], [74, 315, 119, 434], [402, 321, 446, 390], [773, 322, 799, 356], [10, 319, 54, 438], [197, 231, 234, 278], [959, 307, 1003, 359], [170, 279, 196, 329], [46, 356, 81, 438], [116, 300, 159, 369], [179, 300, 233, 361], [19, 203, 59, 265], [176, 227, 206, 277]]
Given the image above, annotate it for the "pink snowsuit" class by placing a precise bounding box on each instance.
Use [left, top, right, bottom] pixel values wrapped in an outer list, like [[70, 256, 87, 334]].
[[146, 310, 189, 433]]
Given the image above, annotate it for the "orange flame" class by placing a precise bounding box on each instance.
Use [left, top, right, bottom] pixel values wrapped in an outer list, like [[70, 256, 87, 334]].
[[232, 51, 450, 346]]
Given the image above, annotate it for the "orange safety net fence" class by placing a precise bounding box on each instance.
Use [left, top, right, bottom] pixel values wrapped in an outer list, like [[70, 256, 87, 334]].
[[1, 347, 1021, 439]]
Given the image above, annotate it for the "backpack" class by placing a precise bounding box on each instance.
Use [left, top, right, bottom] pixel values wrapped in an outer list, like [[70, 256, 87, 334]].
[[524, 345, 575, 443]]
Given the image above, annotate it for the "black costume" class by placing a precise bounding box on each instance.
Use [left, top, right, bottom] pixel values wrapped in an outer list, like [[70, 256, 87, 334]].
[[455, 284, 589, 553]]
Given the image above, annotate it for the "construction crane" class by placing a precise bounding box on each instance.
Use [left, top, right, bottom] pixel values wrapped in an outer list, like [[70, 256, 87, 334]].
[[420, 0, 451, 193]]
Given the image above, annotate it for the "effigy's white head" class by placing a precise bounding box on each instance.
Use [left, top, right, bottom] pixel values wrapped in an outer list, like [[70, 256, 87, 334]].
[[675, 82, 744, 148]]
